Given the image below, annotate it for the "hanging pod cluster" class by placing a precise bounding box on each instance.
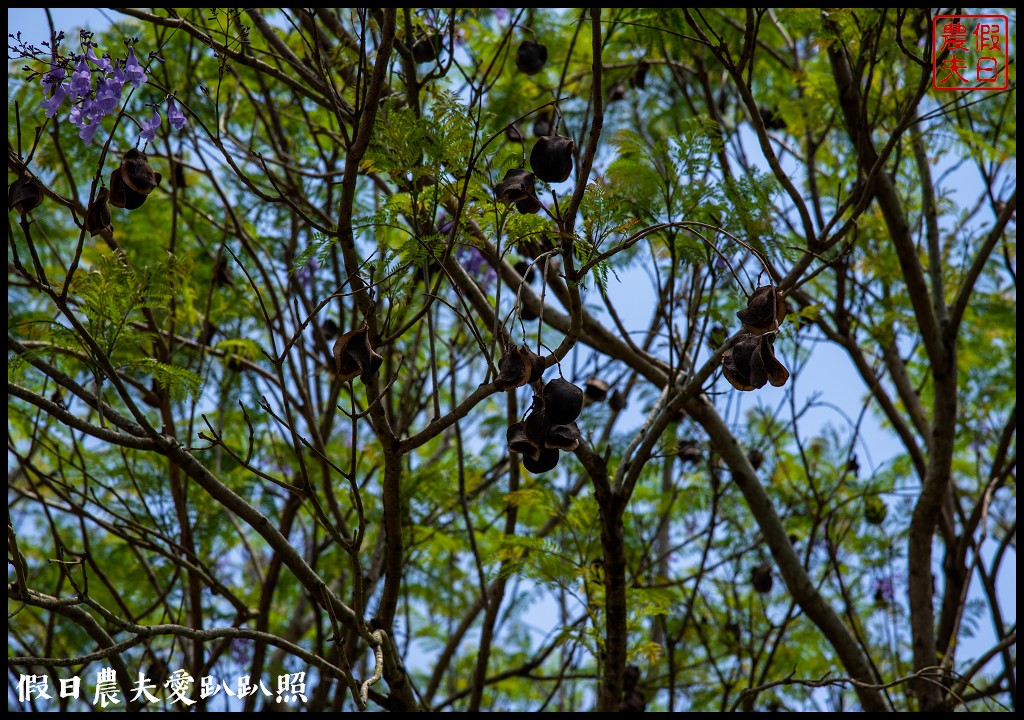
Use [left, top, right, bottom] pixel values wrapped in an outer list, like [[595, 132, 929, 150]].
[[109, 149, 161, 211], [10, 151, 159, 236], [506, 378, 584, 474], [510, 37, 572, 187], [496, 345, 585, 474], [492, 127, 576, 212], [722, 286, 792, 391]]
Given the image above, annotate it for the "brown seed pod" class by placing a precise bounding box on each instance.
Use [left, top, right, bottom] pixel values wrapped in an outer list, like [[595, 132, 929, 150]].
[[212, 255, 233, 287], [530, 135, 575, 184], [514, 260, 536, 285], [494, 346, 531, 390], [515, 40, 548, 75], [505, 124, 524, 143], [495, 344, 544, 390], [759, 106, 785, 131], [584, 377, 609, 402], [494, 167, 537, 205], [723, 333, 789, 391], [608, 388, 626, 412], [676, 439, 702, 465], [749, 333, 790, 388], [747, 448, 765, 471], [622, 665, 640, 692], [120, 149, 162, 195], [524, 405, 549, 443], [619, 665, 646, 711], [332, 326, 383, 383], [619, 689, 646, 712], [8, 175, 43, 216], [169, 156, 187, 189], [507, 421, 541, 460], [525, 347, 545, 384], [412, 32, 443, 63], [544, 422, 581, 451], [84, 187, 112, 237], [108, 167, 148, 210], [522, 446, 559, 473], [320, 318, 339, 341], [515, 194, 543, 214], [543, 377, 584, 424], [737, 285, 789, 335], [722, 334, 759, 391], [751, 564, 773, 593], [607, 82, 627, 103], [846, 455, 860, 476]]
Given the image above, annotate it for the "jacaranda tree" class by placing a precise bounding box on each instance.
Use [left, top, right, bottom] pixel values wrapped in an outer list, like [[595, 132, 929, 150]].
[[8, 8, 1016, 712]]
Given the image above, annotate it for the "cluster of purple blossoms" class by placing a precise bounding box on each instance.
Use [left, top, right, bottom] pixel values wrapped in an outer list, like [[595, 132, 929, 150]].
[[456, 245, 497, 290], [39, 41, 187, 146], [295, 257, 320, 288]]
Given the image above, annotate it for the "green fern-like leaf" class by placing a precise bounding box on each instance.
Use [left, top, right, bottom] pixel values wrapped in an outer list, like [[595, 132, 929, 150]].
[[122, 358, 203, 401]]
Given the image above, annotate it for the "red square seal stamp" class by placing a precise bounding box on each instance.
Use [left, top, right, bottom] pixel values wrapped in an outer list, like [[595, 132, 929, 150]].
[[933, 14, 1010, 91]]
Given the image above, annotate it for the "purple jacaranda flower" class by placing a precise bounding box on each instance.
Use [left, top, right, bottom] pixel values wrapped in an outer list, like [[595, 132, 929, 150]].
[[78, 118, 103, 145], [41, 66, 66, 90], [456, 246, 496, 289], [139, 106, 161, 144], [167, 98, 187, 130], [295, 257, 320, 288], [91, 94, 118, 119], [68, 98, 93, 129], [40, 67, 70, 118], [458, 246, 487, 274], [85, 46, 113, 72], [40, 82, 69, 118], [92, 73, 124, 117], [871, 577, 895, 605], [124, 45, 147, 88], [108, 63, 126, 93], [70, 56, 92, 99], [69, 97, 104, 145]]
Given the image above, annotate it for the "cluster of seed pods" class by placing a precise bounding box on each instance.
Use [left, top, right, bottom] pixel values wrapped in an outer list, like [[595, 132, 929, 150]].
[[721, 286, 792, 391], [80, 149, 163, 237], [493, 39, 577, 217], [495, 345, 586, 474]]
